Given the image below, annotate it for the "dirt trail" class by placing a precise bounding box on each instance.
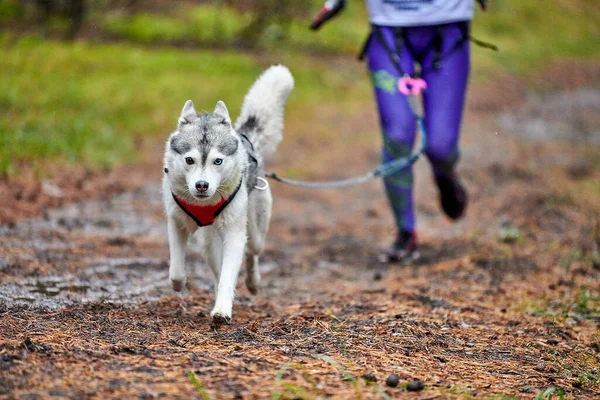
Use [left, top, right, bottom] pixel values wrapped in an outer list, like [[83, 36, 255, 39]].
[[1, 81, 599, 398]]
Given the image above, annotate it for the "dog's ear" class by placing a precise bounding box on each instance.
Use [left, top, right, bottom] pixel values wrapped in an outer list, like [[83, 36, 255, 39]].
[[179, 100, 197, 125], [213, 100, 231, 126]]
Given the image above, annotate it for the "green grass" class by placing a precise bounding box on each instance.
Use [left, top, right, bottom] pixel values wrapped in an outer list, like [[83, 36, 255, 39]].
[[0, 35, 263, 176], [517, 286, 600, 322], [271, 355, 392, 399], [188, 371, 210, 400], [471, 1, 600, 75], [535, 387, 565, 400], [103, 5, 253, 45], [0, 0, 24, 22]]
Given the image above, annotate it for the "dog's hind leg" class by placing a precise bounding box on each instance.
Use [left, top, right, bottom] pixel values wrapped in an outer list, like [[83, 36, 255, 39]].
[[245, 188, 272, 295], [168, 217, 189, 292], [244, 253, 260, 295]]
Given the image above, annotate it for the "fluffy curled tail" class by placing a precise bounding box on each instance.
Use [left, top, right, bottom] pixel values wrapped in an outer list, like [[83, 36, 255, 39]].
[[235, 65, 294, 160]]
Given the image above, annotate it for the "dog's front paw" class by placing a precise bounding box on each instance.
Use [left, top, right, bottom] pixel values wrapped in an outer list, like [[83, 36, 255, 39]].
[[171, 278, 186, 292], [210, 311, 232, 330]]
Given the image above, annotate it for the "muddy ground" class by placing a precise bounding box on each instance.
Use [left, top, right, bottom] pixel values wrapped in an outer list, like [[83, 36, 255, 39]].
[[1, 65, 600, 399]]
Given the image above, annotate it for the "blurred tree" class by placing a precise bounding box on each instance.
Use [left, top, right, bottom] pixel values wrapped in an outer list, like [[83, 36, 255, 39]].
[[31, 0, 86, 39], [11, 0, 311, 45], [22, 0, 142, 39], [225, 0, 310, 46]]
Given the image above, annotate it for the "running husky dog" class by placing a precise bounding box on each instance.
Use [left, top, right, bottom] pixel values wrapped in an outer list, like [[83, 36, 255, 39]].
[[162, 65, 294, 325]]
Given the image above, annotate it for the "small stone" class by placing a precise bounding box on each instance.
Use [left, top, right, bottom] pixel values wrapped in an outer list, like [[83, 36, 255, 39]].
[[535, 362, 546, 372], [406, 380, 425, 392], [366, 208, 379, 218], [497, 225, 521, 243], [385, 374, 400, 388], [42, 181, 63, 198], [362, 371, 378, 383]]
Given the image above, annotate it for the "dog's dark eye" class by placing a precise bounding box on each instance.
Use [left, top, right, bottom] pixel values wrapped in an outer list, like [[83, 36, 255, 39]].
[[185, 157, 195, 165], [213, 158, 223, 165]]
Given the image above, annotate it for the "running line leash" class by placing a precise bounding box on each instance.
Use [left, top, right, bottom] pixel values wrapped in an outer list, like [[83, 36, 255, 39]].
[[266, 105, 426, 189]]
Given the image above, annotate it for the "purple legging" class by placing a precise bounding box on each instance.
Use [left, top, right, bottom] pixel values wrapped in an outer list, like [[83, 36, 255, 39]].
[[366, 22, 470, 233]]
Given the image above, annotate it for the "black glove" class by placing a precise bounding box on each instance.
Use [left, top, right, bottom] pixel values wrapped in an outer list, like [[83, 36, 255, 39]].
[[477, 0, 487, 11], [310, 0, 346, 30]]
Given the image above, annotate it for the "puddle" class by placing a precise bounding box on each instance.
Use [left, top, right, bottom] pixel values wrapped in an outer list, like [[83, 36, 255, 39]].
[[27, 280, 85, 297], [0, 185, 216, 309], [0, 256, 217, 309]]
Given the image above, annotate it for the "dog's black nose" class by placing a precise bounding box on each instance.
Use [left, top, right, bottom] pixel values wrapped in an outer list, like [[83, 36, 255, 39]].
[[195, 180, 209, 192]]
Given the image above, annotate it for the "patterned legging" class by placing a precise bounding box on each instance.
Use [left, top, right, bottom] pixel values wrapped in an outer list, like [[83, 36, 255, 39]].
[[366, 21, 470, 233]]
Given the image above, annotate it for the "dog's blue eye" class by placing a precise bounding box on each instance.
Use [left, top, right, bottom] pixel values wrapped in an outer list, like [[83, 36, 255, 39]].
[[214, 158, 223, 165], [185, 157, 194, 165]]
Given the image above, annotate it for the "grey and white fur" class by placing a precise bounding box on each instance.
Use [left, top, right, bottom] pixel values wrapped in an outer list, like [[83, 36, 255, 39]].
[[162, 65, 294, 325]]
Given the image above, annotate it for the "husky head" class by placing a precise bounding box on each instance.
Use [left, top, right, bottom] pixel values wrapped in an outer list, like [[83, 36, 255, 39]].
[[164, 100, 242, 203]]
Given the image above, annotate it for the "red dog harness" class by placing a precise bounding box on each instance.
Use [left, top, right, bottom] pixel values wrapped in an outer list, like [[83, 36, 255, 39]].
[[172, 179, 242, 226]]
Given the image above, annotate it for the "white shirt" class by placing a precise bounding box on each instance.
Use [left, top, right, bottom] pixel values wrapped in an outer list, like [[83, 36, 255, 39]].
[[365, 0, 474, 26]]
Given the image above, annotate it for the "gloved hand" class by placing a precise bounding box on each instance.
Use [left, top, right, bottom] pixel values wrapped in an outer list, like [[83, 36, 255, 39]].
[[310, 0, 346, 30]]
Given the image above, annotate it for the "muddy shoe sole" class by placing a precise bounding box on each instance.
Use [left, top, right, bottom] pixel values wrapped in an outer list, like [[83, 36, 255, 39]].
[[378, 250, 420, 264]]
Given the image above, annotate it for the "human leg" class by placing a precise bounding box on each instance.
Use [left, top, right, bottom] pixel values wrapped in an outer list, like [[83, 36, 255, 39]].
[[420, 22, 471, 219], [367, 26, 419, 260]]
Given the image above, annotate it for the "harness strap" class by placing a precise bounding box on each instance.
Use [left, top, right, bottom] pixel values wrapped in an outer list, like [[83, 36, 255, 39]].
[[172, 178, 243, 227], [372, 25, 406, 76], [239, 133, 258, 164], [469, 35, 498, 52], [238, 132, 261, 191], [432, 25, 444, 70], [357, 33, 372, 61], [213, 179, 243, 219], [393, 27, 405, 63], [368, 22, 487, 77]]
